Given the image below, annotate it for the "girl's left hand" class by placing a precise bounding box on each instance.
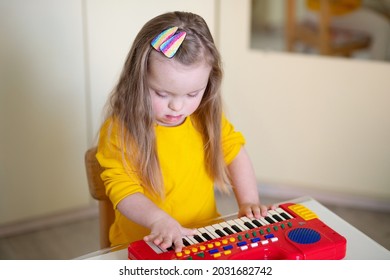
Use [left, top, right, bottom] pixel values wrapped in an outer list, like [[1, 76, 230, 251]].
[[238, 203, 276, 219]]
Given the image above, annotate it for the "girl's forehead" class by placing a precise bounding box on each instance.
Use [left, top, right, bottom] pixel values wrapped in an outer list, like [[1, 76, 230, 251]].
[[148, 51, 211, 93]]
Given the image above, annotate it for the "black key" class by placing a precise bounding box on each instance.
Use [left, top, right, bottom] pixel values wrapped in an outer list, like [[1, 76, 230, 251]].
[[223, 227, 234, 235], [182, 238, 191, 247], [202, 232, 213, 241], [252, 219, 263, 227], [215, 229, 226, 237], [193, 235, 205, 243], [272, 214, 283, 222], [244, 222, 255, 229], [231, 225, 242, 233], [280, 213, 291, 220], [265, 216, 276, 224]]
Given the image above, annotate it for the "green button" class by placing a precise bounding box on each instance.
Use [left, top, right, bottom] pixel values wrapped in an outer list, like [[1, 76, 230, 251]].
[[197, 252, 205, 258], [273, 226, 278, 231], [281, 224, 285, 229], [252, 231, 257, 237], [259, 229, 264, 235], [267, 228, 271, 233], [288, 222, 292, 227], [238, 235, 242, 241], [245, 233, 250, 238]]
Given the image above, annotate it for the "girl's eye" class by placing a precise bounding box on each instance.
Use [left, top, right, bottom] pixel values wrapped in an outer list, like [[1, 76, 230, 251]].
[[188, 92, 199, 98], [155, 91, 167, 98]]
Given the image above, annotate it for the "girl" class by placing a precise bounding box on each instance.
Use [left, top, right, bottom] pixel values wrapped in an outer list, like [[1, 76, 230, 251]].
[[96, 11, 270, 253]]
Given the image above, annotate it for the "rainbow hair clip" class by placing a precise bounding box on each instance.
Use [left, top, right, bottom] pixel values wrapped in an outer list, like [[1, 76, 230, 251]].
[[151, 27, 187, 58]]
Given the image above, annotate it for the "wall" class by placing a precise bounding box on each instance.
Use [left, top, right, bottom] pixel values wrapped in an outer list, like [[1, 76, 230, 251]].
[[219, 0, 390, 207], [0, 0, 90, 225], [0, 0, 218, 227]]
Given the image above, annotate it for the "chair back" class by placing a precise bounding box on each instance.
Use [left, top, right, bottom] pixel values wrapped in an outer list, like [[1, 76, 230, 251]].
[[85, 147, 114, 249]]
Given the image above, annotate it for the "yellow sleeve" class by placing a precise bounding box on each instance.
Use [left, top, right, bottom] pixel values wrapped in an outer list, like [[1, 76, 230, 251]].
[[221, 115, 246, 165], [96, 118, 144, 209]]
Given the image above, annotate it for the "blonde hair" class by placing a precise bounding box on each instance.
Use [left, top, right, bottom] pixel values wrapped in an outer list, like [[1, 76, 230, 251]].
[[104, 11, 229, 197]]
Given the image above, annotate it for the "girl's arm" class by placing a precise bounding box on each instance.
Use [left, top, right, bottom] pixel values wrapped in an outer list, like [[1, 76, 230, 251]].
[[117, 193, 196, 252], [228, 147, 270, 219]]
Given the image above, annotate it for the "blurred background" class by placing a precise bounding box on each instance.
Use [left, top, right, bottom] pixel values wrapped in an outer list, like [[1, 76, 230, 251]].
[[0, 0, 389, 259]]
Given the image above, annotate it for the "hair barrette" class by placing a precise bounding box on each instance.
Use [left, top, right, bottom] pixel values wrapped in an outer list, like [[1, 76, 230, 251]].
[[151, 26, 186, 58]]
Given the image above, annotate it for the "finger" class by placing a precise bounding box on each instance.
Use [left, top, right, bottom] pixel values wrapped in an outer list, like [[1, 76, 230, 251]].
[[173, 238, 183, 253], [251, 207, 261, 219], [260, 205, 268, 216], [182, 228, 197, 236]]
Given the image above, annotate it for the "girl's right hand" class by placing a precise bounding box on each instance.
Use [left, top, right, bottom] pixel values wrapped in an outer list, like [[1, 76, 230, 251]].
[[143, 216, 196, 253]]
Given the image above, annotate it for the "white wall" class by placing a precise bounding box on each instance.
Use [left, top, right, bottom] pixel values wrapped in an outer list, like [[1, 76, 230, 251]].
[[0, 0, 90, 225], [0, 0, 218, 226], [219, 0, 390, 205], [1, 0, 389, 228]]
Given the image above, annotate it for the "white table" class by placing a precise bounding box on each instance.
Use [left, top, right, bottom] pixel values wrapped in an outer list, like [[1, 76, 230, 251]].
[[78, 196, 390, 260]]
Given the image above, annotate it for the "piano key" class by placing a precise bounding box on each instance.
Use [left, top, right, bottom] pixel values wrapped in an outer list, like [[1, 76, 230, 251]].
[[182, 238, 191, 247], [264, 216, 276, 224], [275, 207, 293, 219], [146, 241, 166, 254], [251, 219, 263, 227], [193, 229, 206, 243], [268, 210, 283, 222], [226, 220, 244, 232], [259, 217, 270, 225], [193, 234, 205, 243], [240, 216, 256, 229], [186, 234, 200, 245], [234, 218, 251, 230], [211, 223, 227, 237], [205, 225, 221, 239], [219, 222, 235, 235], [197, 227, 214, 241]]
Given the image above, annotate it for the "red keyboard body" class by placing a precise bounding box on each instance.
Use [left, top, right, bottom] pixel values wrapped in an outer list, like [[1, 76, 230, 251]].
[[127, 202, 347, 260]]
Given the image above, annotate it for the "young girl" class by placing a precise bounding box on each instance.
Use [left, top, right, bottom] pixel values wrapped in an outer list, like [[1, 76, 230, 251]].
[[96, 11, 270, 253]]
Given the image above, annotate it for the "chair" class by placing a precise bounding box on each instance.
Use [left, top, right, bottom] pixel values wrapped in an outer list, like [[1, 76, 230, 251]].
[[285, 0, 371, 57], [84, 146, 114, 249]]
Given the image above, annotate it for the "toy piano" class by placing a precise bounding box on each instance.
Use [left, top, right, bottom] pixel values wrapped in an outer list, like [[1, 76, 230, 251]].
[[127, 202, 347, 260]]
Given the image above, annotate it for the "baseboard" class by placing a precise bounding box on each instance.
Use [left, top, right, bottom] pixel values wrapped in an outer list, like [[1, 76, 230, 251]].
[[258, 182, 390, 212], [0, 205, 99, 238]]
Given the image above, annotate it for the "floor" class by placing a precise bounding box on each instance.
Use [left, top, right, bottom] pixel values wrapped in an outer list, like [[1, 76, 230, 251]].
[[0, 193, 389, 260]]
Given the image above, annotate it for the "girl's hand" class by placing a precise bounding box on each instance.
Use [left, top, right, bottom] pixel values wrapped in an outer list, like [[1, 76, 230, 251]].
[[238, 203, 276, 219], [143, 216, 196, 253]]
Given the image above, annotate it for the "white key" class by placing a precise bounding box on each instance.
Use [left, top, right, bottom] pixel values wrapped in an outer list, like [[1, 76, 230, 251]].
[[204, 225, 221, 239], [227, 219, 246, 231], [146, 241, 166, 254], [275, 207, 294, 219]]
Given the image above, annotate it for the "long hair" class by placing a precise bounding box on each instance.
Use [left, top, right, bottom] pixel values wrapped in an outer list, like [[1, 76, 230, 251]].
[[104, 11, 229, 198]]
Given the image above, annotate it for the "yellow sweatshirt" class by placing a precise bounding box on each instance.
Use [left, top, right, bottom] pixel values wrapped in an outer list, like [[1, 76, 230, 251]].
[[96, 115, 245, 246]]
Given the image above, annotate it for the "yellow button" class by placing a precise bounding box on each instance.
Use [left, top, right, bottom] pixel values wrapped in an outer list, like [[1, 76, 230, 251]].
[[229, 237, 236, 242], [199, 245, 206, 250], [207, 243, 214, 249], [176, 252, 183, 257], [222, 239, 228, 244], [215, 241, 221, 246], [224, 250, 232, 255], [184, 249, 191, 255], [213, 253, 221, 258], [191, 247, 198, 253]]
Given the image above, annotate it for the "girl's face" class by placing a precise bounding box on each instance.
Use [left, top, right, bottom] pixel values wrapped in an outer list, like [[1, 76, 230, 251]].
[[148, 52, 212, 127]]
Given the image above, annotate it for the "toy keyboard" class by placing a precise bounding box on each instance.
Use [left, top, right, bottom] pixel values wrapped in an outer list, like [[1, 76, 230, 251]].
[[127, 202, 347, 260]]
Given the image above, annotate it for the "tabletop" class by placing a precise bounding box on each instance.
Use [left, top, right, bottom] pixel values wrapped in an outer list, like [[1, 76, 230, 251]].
[[77, 196, 390, 260]]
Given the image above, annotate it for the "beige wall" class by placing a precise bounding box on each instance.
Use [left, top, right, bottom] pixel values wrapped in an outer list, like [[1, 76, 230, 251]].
[[219, 0, 390, 205], [0, 0, 218, 226], [1, 0, 389, 227]]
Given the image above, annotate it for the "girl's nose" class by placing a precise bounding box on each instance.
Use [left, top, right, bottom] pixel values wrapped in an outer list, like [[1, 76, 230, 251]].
[[168, 98, 183, 112]]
